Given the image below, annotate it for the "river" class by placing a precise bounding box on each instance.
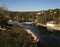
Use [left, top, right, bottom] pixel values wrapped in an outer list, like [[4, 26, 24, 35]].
[[22, 22, 60, 47]]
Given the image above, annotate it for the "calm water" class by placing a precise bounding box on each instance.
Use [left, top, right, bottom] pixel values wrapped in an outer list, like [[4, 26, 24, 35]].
[[23, 23, 60, 47]]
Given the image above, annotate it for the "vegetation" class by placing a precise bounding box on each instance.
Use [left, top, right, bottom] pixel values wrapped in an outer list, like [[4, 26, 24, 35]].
[[0, 6, 60, 47], [0, 6, 60, 23], [0, 7, 37, 47], [0, 24, 38, 47], [9, 8, 60, 24]]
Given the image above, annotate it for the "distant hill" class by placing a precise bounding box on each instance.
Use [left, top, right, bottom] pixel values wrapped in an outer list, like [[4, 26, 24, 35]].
[[0, 7, 60, 24]]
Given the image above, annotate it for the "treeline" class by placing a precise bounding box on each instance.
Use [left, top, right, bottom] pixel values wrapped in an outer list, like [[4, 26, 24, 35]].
[[0, 7, 60, 24], [9, 8, 60, 24], [37, 9, 60, 24]]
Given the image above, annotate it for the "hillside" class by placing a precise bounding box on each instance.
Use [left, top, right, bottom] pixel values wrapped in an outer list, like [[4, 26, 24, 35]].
[[0, 7, 60, 24]]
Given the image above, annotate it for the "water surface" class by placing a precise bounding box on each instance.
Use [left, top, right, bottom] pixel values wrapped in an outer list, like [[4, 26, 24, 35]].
[[23, 23, 60, 47]]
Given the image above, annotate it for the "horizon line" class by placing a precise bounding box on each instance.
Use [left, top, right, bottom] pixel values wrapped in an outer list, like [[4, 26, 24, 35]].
[[8, 8, 60, 12]]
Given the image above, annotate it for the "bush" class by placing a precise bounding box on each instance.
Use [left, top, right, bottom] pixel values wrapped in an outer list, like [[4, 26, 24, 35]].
[[0, 24, 37, 47]]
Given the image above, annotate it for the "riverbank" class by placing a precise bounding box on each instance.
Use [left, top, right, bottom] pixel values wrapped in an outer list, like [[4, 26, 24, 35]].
[[36, 23, 60, 31], [25, 29, 39, 42]]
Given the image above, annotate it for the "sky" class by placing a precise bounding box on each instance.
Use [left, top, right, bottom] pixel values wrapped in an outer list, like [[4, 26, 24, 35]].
[[0, 0, 60, 11]]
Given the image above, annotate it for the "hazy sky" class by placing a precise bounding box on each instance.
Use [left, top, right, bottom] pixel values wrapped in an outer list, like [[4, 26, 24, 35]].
[[0, 0, 60, 11]]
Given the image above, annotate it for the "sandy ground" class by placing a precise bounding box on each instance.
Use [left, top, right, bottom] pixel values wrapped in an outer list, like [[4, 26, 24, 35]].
[[36, 23, 60, 31], [25, 29, 39, 42]]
